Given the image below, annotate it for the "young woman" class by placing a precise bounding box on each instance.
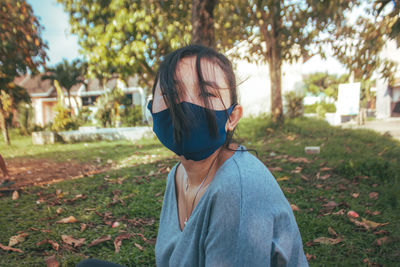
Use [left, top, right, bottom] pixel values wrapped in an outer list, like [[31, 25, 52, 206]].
[[148, 45, 309, 266]]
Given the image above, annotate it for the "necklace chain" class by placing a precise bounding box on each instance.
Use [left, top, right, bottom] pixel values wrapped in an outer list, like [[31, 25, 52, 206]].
[[183, 155, 218, 227]]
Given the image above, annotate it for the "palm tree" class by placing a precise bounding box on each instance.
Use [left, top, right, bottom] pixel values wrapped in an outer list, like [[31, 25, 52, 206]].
[[42, 59, 86, 109]]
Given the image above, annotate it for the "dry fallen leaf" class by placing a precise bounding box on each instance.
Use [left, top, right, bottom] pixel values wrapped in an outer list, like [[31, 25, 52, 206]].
[[36, 239, 59, 251], [305, 253, 316, 261], [351, 193, 360, 198], [333, 209, 345, 215], [0, 242, 23, 253], [348, 217, 389, 231], [48, 240, 60, 251], [290, 204, 300, 212], [369, 192, 379, 200], [291, 166, 302, 173], [114, 233, 132, 253], [361, 217, 389, 230], [45, 255, 59, 267], [373, 236, 393, 246], [276, 176, 289, 181], [12, 191, 19, 200], [78, 223, 86, 232], [300, 175, 309, 181], [313, 236, 343, 245], [347, 210, 359, 219], [88, 235, 112, 248], [365, 208, 381, 216], [322, 201, 338, 209], [134, 243, 144, 251], [320, 167, 332, 171], [269, 166, 283, 172], [8, 233, 28, 247], [328, 227, 338, 237], [56, 208, 63, 214], [61, 235, 85, 247], [56, 216, 78, 224], [319, 174, 331, 180], [112, 221, 120, 228], [373, 230, 389, 235]]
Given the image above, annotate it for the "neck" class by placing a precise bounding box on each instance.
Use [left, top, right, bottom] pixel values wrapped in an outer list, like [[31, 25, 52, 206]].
[[179, 148, 222, 187], [179, 143, 238, 187]]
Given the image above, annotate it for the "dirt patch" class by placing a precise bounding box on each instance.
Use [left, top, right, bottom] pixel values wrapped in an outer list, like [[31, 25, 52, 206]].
[[1, 158, 110, 190]]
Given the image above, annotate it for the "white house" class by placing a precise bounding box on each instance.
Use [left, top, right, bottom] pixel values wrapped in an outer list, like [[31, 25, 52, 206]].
[[14, 74, 147, 127], [376, 40, 400, 118]]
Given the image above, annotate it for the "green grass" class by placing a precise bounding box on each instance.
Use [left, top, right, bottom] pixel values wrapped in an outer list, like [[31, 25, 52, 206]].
[[1, 117, 399, 266]]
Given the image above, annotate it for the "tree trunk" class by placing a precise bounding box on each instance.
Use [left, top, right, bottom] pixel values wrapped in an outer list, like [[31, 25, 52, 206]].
[[0, 108, 10, 145], [268, 53, 283, 123], [266, 0, 283, 123], [191, 0, 217, 47]]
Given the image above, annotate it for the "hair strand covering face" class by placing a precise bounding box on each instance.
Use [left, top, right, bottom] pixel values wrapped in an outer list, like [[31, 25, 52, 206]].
[[148, 45, 239, 160]]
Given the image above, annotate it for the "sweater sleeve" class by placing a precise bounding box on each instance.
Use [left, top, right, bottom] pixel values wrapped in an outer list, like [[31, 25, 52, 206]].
[[204, 160, 309, 267]]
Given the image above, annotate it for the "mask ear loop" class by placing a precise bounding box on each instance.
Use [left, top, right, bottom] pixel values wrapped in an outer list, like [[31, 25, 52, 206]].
[[226, 103, 238, 123]]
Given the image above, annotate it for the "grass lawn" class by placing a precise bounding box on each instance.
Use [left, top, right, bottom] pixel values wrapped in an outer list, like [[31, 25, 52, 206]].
[[0, 117, 399, 266]]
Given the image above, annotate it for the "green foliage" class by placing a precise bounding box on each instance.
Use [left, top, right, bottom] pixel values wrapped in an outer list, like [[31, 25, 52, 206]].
[[94, 87, 124, 128], [331, 3, 398, 83], [57, 0, 248, 89], [375, 0, 400, 47], [51, 104, 77, 132], [75, 107, 92, 126], [42, 59, 86, 107], [225, 0, 355, 121], [284, 91, 304, 118], [304, 102, 337, 114], [0, 0, 47, 144], [0, 0, 47, 85], [303, 72, 349, 100], [16, 102, 33, 135], [120, 106, 143, 127]]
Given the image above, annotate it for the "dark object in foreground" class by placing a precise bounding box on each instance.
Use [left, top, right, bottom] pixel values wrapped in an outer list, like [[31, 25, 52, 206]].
[[76, 259, 129, 267]]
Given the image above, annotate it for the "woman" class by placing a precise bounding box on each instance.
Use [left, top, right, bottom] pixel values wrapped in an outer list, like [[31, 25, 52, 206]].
[[148, 45, 309, 266]]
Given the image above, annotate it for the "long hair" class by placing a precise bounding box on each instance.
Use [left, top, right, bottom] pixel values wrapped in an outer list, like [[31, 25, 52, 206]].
[[151, 44, 238, 148]]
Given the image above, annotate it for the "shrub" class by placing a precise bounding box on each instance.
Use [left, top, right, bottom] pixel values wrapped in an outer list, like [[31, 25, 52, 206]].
[[120, 105, 143, 126], [94, 88, 124, 127], [304, 102, 336, 114], [76, 107, 92, 126], [17, 102, 34, 135], [51, 104, 77, 131], [284, 91, 304, 118]]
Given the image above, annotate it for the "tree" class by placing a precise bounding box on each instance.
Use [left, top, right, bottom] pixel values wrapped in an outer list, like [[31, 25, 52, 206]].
[[222, 0, 356, 122], [375, 0, 400, 46], [303, 72, 349, 100], [57, 0, 247, 90], [58, 0, 192, 88], [191, 0, 217, 47], [330, 14, 397, 84], [0, 0, 47, 144], [42, 59, 86, 110]]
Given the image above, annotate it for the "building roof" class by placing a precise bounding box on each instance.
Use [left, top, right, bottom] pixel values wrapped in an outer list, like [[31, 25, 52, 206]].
[[14, 73, 141, 98]]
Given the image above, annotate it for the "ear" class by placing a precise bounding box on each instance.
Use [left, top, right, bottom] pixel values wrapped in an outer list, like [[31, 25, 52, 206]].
[[225, 104, 243, 132]]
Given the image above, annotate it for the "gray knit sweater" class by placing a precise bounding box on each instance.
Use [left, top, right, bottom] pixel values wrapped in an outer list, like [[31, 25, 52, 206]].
[[155, 146, 309, 267]]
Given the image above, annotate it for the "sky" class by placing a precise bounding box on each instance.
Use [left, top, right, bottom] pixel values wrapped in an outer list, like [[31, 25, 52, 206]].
[[28, 0, 81, 66], [27, 0, 347, 75]]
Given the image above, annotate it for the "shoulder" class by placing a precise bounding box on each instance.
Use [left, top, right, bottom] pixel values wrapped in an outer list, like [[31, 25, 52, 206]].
[[214, 147, 276, 192], [212, 146, 290, 215]]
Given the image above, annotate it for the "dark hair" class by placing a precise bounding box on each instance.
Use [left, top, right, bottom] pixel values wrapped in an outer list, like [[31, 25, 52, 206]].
[[151, 44, 238, 149]]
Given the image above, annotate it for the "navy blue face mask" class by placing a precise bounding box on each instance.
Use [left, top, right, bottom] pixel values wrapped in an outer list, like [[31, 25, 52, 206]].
[[147, 100, 236, 161]]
